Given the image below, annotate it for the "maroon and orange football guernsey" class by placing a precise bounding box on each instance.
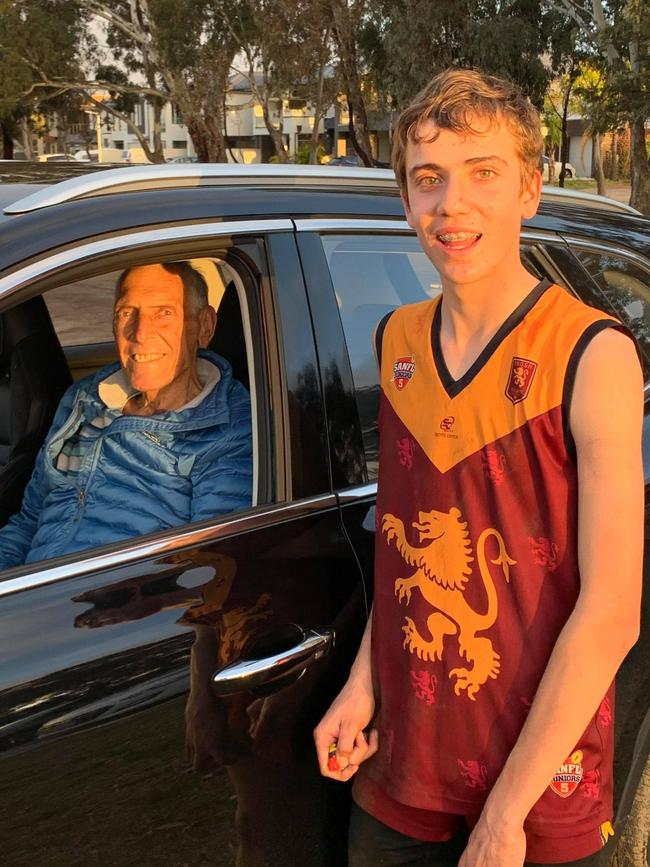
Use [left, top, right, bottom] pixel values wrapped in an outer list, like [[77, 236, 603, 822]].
[[353, 280, 629, 857]]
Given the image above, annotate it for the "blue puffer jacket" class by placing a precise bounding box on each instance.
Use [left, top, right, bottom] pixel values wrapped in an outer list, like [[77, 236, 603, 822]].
[[0, 351, 252, 568]]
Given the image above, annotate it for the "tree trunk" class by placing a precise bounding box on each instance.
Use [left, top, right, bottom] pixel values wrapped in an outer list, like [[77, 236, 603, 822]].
[[1, 124, 13, 159], [330, 0, 373, 165], [185, 112, 227, 163], [630, 116, 650, 215], [559, 67, 576, 188], [56, 115, 69, 155], [150, 98, 166, 163], [262, 97, 288, 163], [309, 59, 327, 165], [20, 118, 33, 159], [592, 132, 607, 196], [611, 132, 618, 181]]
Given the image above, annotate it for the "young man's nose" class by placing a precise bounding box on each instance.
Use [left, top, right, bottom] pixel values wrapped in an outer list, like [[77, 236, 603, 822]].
[[437, 176, 470, 215]]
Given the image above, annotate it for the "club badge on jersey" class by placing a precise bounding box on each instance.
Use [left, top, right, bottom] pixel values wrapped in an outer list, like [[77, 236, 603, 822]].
[[393, 356, 416, 390]]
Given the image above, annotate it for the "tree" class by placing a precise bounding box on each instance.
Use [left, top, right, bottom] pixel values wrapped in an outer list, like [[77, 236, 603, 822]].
[[0, 0, 88, 157], [368, 0, 557, 111], [217, 0, 292, 163], [218, 0, 336, 164], [551, 0, 650, 213], [573, 65, 609, 194], [329, 0, 374, 165], [2, 0, 242, 163]]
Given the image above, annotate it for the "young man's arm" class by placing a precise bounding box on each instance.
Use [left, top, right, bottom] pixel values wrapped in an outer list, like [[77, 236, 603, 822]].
[[314, 610, 378, 780], [459, 328, 644, 867]]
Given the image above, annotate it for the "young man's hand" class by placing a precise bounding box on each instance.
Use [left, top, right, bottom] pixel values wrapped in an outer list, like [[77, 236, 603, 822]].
[[458, 815, 526, 867], [313, 677, 378, 782]]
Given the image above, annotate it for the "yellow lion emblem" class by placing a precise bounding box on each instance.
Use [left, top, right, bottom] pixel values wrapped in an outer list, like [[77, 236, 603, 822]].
[[383, 506, 515, 701]]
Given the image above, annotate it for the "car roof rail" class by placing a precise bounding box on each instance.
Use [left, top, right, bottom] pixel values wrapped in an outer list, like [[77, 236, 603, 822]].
[[540, 184, 641, 216], [3, 163, 642, 218], [3, 164, 398, 214]]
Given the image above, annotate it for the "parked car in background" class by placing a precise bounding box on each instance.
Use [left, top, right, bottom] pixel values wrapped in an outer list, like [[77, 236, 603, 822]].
[[543, 154, 577, 180], [167, 154, 199, 163], [327, 154, 391, 168], [37, 153, 77, 163], [0, 165, 647, 866]]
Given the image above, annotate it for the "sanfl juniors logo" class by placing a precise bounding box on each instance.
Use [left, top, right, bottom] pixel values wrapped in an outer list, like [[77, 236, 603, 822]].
[[550, 750, 584, 798], [393, 356, 416, 390]]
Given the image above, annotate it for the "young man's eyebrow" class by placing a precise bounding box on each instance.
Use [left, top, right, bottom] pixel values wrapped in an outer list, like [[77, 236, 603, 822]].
[[409, 162, 442, 177], [409, 155, 508, 177], [464, 154, 508, 166]]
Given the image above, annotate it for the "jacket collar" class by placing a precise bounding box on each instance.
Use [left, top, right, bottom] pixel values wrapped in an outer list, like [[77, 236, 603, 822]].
[[98, 357, 221, 411], [87, 350, 234, 431]]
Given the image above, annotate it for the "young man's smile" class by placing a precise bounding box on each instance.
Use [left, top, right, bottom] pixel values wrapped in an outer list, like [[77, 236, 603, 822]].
[[429, 227, 482, 252]]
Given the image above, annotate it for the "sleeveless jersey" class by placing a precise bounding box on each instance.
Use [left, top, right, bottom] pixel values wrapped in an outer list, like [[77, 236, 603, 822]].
[[353, 279, 627, 840]]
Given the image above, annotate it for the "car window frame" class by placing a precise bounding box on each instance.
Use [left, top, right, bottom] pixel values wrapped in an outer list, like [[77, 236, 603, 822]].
[[542, 235, 650, 391], [297, 219, 580, 486], [0, 218, 296, 586]]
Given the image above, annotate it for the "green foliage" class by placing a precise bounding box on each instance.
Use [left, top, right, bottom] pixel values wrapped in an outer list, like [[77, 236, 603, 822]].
[[95, 65, 137, 114], [0, 0, 91, 149], [364, 0, 558, 110], [291, 142, 327, 163]]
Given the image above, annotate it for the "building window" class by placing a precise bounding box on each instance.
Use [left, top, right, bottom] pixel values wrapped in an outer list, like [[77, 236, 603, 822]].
[[172, 140, 186, 149], [171, 105, 183, 125]]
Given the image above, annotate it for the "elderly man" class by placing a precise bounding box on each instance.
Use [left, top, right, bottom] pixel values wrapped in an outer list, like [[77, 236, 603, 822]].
[[0, 261, 252, 569]]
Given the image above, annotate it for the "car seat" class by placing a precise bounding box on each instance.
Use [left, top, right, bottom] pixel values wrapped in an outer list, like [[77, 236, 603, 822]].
[[0, 297, 72, 526], [209, 280, 249, 391]]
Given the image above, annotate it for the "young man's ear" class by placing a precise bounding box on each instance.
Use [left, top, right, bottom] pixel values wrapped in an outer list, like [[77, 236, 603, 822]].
[[521, 168, 543, 220], [198, 305, 217, 348]]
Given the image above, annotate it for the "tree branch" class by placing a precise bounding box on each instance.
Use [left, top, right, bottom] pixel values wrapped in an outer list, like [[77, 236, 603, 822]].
[[546, 0, 595, 36], [22, 64, 168, 102], [76, 0, 151, 49]]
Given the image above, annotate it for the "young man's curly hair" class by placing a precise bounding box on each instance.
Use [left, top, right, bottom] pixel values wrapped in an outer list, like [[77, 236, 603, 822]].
[[392, 68, 543, 196]]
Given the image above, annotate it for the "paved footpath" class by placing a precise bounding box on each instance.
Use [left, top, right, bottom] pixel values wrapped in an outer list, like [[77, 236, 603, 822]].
[[603, 183, 632, 205]]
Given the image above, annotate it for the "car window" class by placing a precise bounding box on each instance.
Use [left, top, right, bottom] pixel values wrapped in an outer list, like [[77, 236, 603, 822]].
[[322, 234, 547, 480], [322, 233, 442, 478], [0, 241, 269, 573], [44, 259, 234, 349], [569, 248, 650, 379], [45, 271, 120, 345]]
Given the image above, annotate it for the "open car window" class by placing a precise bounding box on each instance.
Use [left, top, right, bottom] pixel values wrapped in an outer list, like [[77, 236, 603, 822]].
[[0, 237, 272, 575]]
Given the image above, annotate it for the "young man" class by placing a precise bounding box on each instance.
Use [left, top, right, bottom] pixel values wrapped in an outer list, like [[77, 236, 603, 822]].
[[314, 69, 643, 866]]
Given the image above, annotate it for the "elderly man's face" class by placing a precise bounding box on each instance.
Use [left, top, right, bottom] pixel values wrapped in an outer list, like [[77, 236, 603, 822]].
[[113, 264, 213, 397]]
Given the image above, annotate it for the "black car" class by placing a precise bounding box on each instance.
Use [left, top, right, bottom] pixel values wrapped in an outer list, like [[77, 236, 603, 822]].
[[0, 165, 648, 866]]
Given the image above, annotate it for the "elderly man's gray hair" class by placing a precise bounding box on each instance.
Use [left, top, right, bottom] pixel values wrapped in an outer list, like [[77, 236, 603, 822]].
[[115, 262, 209, 314]]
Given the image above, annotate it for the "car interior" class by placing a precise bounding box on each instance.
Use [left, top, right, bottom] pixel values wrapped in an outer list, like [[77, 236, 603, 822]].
[[0, 296, 72, 525], [0, 255, 256, 536]]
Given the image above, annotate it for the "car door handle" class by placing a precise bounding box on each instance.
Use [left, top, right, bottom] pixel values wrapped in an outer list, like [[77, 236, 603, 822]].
[[211, 626, 335, 696]]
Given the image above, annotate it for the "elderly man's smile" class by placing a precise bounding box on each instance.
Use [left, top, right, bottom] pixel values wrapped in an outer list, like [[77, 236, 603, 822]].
[[131, 352, 166, 363]]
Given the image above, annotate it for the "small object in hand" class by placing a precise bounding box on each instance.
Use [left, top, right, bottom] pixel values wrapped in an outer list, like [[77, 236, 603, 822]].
[[327, 741, 340, 771]]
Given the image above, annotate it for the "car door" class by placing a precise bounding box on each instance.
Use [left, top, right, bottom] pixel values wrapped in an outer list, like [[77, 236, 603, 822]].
[[299, 216, 650, 865], [537, 235, 650, 849], [0, 222, 368, 867]]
